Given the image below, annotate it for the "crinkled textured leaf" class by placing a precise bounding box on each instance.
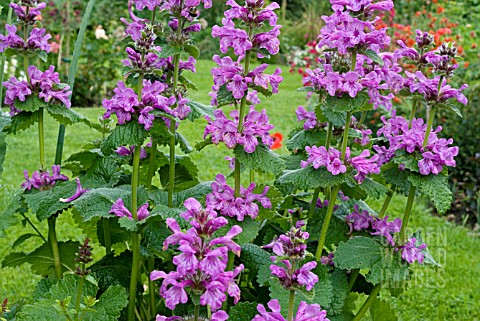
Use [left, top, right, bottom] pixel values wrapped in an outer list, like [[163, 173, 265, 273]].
[[159, 155, 199, 191], [46, 104, 92, 127], [101, 121, 147, 154], [4, 110, 38, 134], [408, 173, 452, 214], [276, 166, 346, 191], [370, 299, 398, 321], [23, 180, 78, 221], [186, 100, 215, 122], [0, 186, 21, 238], [2, 241, 80, 277], [286, 128, 327, 152], [333, 237, 384, 270], [72, 187, 130, 221], [241, 243, 272, 286], [228, 301, 259, 321], [234, 143, 285, 177]]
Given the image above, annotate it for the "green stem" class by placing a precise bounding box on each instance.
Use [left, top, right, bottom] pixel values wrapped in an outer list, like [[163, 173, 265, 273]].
[[103, 219, 112, 255], [48, 217, 62, 279], [287, 289, 296, 321], [38, 107, 46, 169], [341, 111, 352, 161], [74, 271, 85, 321], [400, 185, 416, 243], [352, 284, 382, 321], [194, 304, 200, 321], [128, 146, 142, 321], [422, 105, 438, 148], [21, 213, 47, 242], [378, 186, 396, 219], [348, 269, 360, 292], [315, 185, 341, 260], [325, 122, 333, 149], [308, 187, 321, 219]]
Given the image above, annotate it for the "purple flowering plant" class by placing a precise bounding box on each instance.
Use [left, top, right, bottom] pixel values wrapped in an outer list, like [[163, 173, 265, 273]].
[[0, 0, 463, 321]]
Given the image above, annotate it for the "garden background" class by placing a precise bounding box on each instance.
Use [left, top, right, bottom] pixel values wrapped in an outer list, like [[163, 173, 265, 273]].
[[0, 0, 479, 320]]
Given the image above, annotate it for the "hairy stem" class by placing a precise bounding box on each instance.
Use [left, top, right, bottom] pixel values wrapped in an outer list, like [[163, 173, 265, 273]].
[[287, 289, 296, 321], [352, 283, 382, 321], [378, 185, 396, 219], [103, 219, 112, 255], [74, 270, 85, 321], [400, 185, 416, 243], [315, 185, 341, 260], [48, 216, 62, 279]]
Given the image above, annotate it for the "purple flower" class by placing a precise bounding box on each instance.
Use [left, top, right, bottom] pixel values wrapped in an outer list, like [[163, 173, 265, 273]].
[[21, 165, 68, 191], [252, 300, 330, 321], [109, 198, 150, 220], [398, 238, 427, 264], [60, 178, 89, 202]]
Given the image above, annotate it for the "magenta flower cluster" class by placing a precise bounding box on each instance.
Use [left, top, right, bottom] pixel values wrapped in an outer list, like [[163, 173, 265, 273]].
[[204, 107, 274, 153], [252, 299, 330, 321], [375, 112, 459, 175], [109, 198, 150, 221], [210, 55, 282, 106], [150, 198, 244, 312], [21, 165, 68, 191], [206, 174, 271, 221], [264, 222, 319, 292], [3, 65, 72, 116], [301, 146, 380, 183], [103, 80, 191, 130]]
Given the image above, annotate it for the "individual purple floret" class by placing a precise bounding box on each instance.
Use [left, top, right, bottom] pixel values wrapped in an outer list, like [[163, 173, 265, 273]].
[[252, 299, 330, 321], [21, 165, 68, 191], [60, 178, 89, 202], [398, 238, 426, 264], [206, 174, 271, 221], [204, 107, 274, 153], [150, 198, 244, 311], [109, 198, 150, 220]]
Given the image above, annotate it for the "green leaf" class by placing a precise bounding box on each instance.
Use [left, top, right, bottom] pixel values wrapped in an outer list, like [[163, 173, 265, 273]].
[[241, 243, 272, 286], [101, 121, 147, 154], [228, 302, 259, 321], [184, 44, 200, 58], [408, 173, 452, 214], [4, 110, 38, 134], [333, 237, 384, 270], [370, 299, 398, 321], [158, 44, 184, 58], [14, 96, 48, 112], [186, 100, 216, 122], [46, 104, 92, 127], [360, 49, 384, 66], [23, 180, 78, 221], [286, 128, 326, 152], [234, 143, 285, 176], [276, 166, 346, 191], [0, 186, 21, 238], [159, 155, 199, 191], [72, 187, 130, 221], [2, 241, 80, 277], [12, 233, 41, 249]]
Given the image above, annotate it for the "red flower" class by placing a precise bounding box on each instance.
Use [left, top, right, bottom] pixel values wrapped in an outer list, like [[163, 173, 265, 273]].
[[270, 132, 283, 150]]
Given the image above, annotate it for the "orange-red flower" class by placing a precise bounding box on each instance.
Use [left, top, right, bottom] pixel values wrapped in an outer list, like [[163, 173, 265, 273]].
[[270, 132, 283, 150]]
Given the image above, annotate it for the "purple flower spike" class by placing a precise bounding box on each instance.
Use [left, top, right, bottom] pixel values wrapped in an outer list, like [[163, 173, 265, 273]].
[[60, 178, 89, 202]]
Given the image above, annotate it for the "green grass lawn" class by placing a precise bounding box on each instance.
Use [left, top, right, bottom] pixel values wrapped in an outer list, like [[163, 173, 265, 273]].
[[0, 60, 479, 320]]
